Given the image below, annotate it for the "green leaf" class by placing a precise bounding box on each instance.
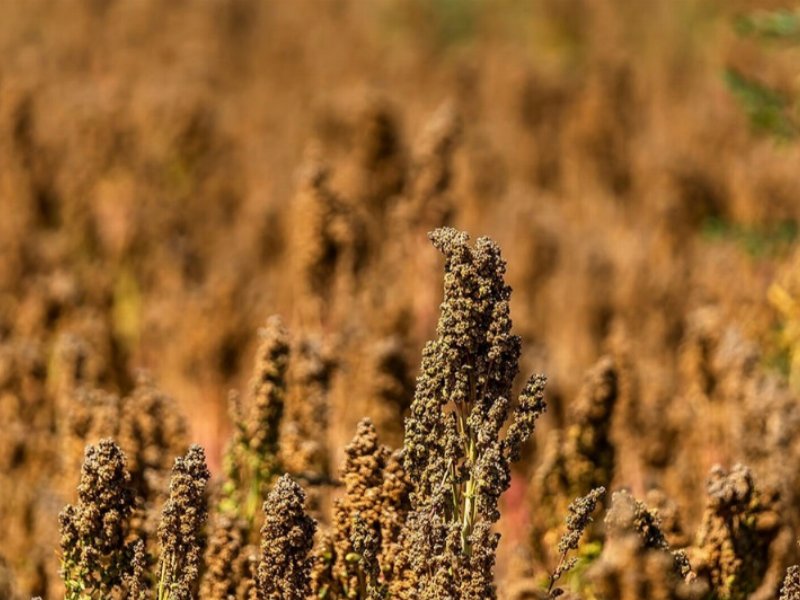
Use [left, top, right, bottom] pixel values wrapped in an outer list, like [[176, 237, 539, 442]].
[[734, 10, 800, 42], [724, 68, 798, 141]]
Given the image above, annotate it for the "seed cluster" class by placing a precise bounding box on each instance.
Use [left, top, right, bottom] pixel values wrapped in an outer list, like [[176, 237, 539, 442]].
[[396, 227, 548, 599], [256, 475, 317, 600], [157, 445, 211, 600], [59, 440, 136, 599]]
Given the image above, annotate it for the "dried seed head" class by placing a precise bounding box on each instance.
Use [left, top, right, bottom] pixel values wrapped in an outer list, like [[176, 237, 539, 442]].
[[405, 227, 521, 501], [118, 373, 187, 504], [248, 316, 290, 462], [157, 445, 211, 600], [400, 228, 542, 599], [606, 490, 692, 579], [281, 334, 334, 482], [462, 521, 501, 599], [563, 355, 618, 497], [124, 539, 149, 600], [692, 464, 781, 599], [332, 418, 389, 595], [200, 515, 253, 600], [379, 449, 412, 579], [781, 565, 800, 600], [223, 316, 289, 521], [547, 487, 605, 598], [59, 439, 135, 598], [256, 475, 316, 600], [504, 373, 547, 462], [558, 487, 606, 556], [309, 530, 336, 599]]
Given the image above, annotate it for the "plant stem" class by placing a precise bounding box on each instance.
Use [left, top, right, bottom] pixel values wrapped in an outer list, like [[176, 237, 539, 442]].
[[460, 436, 477, 555], [547, 550, 569, 595]]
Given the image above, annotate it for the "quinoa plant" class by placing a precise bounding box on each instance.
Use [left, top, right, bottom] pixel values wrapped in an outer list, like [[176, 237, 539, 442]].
[[221, 316, 289, 524], [156, 445, 210, 600], [255, 474, 317, 600], [782, 553, 800, 600], [604, 490, 691, 579], [546, 487, 605, 598], [330, 419, 389, 598], [395, 227, 547, 599], [691, 464, 781, 600], [59, 440, 136, 600]]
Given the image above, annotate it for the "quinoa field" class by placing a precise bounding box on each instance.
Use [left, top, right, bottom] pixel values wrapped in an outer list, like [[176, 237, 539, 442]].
[[2, 1, 800, 599]]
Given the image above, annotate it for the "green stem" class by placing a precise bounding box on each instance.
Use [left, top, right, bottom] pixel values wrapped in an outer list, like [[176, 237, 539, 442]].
[[460, 436, 477, 555], [459, 370, 479, 556], [157, 557, 168, 600]]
